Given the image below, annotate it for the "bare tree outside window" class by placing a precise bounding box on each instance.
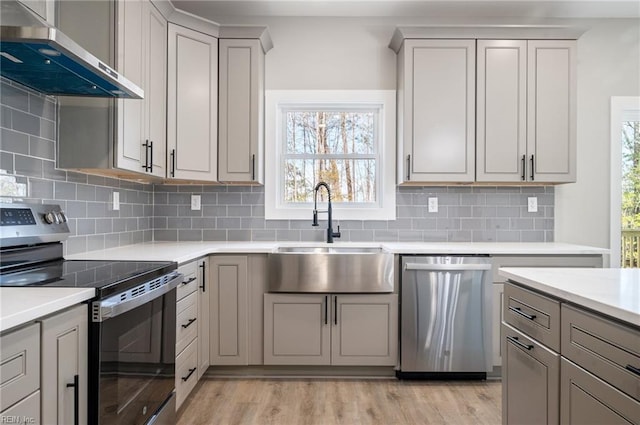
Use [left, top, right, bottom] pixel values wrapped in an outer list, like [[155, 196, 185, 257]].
[[283, 110, 377, 204]]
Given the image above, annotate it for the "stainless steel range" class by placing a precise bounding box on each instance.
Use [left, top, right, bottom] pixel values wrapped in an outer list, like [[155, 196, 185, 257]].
[[0, 202, 182, 425]]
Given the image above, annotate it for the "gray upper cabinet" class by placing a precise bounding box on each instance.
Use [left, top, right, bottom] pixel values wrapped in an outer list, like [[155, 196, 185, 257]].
[[116, 0, 166, 178], [218, 28, 272, 184], [477, 40, 576, 183], [397, 39, 476, 183], [167, 24, 218, 182], [18, 0, 54, 24]]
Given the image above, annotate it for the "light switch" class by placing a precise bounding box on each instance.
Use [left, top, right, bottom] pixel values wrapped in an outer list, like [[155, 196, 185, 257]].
[[113, 191, 120, 211], [191, 195, 201, 211]]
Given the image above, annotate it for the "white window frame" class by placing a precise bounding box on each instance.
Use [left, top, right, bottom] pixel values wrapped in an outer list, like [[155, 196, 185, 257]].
[[265, 90, 396, 220]]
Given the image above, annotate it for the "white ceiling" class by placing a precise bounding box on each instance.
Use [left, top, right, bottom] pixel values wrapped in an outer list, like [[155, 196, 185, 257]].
[[170, 0, 640, 20]]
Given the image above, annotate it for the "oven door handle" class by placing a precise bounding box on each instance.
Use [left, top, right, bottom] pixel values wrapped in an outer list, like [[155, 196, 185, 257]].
[[92, 273, 183, 322]]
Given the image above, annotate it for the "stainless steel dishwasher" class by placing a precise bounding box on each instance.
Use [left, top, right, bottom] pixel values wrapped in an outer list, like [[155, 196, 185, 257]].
[[398, 255, 492, 379]]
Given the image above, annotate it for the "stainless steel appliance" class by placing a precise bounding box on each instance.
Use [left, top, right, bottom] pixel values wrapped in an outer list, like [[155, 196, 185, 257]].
[[398, 255, 492, 379], [0, 202, 181, 424]]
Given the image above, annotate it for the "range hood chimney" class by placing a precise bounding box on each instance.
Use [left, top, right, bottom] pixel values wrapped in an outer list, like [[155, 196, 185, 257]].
[[0, 0, 143, 98]]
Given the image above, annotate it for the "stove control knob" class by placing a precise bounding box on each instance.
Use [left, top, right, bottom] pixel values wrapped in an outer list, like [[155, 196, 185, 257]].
[[44, 211, 59, 224], [57, 211, 68, 223]]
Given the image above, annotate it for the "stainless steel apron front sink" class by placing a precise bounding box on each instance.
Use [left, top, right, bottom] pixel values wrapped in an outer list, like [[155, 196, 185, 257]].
[[267, 247, 394, 293]]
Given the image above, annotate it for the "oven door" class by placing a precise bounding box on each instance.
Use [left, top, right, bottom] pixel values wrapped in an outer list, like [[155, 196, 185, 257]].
[[90, 273, 181, 425]]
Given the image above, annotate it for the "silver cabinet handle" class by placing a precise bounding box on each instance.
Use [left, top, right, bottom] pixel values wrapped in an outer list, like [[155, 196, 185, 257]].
[[404, 263, 491, 271]]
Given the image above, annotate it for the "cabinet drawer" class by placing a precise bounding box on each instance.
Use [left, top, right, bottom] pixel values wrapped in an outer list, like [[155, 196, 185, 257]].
[[177, 261, 198, 300], [561, 358, 640, 424], [504, 282, 560, 351], [176, 292, 198, 354], [502, 323, 560, 425], [0, 323, 40, 412], [175, 338, 198, 410], [0, 389, 40, 423], [562, 304, 640, 402]]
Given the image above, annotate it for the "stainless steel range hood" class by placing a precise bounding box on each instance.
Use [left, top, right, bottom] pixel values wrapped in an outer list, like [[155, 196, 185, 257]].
[[0, 0, 143, 98]]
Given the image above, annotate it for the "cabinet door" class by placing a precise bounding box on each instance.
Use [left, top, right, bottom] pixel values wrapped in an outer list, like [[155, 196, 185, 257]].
[[561, 358, 640, 425], [116, 0, 146, 174], [209, 256, 248, 365], [502, 323, 559, 425], [476, 40, 527, 182], [218, 39, 264, 183], [331, 294, 398, 366], [41, 305, 88, 425], [400, 39, 475, 183], [527, 40, 577, 183], [264, 294, 330, 365], [197, 258, 210, 378], [167, 24, 218, 181], [145, 3, 166, 178]]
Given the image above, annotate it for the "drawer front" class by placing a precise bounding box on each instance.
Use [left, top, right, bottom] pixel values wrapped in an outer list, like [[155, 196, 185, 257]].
[[504, 282, 560, 351], [0, 323, 40, 412], [561, 358, 640, 424], [176, 292, 198, 354], [0, 389, 40, 423], [176, 338, 198, 410], [562, 304, 640, 402], [502, 323, 560, 425], [177, 261, 198, 300]]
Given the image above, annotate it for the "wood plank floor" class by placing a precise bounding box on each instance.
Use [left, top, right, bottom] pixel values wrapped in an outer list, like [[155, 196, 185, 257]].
[[177, 378, 502, 425]]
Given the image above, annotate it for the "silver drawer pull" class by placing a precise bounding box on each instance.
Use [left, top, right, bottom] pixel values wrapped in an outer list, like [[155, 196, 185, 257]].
[[626, 364, 640, 376], [404, 263, 492, 271], [509, 306, 537, 321], [181, 318, 196, 329], [507, 335, 533, 351], [182, 276, 197, 285]]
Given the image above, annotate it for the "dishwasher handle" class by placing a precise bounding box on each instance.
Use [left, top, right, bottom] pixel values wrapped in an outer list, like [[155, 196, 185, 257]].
[[404, 263, 492, 272]]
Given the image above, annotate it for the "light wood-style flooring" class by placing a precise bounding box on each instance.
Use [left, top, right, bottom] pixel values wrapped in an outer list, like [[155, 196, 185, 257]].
[[177, 378, 502, 425]]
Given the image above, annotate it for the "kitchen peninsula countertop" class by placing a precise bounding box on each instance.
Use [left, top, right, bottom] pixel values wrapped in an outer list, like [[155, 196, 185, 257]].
[[0, 287, 95, 333], [67, 241, 608, 264], [500, 267, 640, 328]]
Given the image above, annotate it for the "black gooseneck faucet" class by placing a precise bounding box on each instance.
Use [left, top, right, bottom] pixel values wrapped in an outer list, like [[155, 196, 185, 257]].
[[312, 182, 341, 243]]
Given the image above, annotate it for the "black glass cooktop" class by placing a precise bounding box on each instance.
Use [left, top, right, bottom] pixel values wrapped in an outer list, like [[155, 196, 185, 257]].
[[0, 260, 177, 299]]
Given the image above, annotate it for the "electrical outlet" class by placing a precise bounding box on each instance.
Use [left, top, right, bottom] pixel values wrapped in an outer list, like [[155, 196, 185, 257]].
[[527, 197, 538, 213], [428, 197, 438, 213], [191, 195, 201, 211], [113, 191, 120, 211]]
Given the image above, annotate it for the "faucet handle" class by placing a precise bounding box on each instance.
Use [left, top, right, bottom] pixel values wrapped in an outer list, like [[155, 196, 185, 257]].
[[334, 225, 341, 238], [312, 210, 319, 226]]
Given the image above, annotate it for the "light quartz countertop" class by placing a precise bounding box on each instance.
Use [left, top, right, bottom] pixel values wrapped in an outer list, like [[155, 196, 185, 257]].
[[67, 241, 608, 264], [0, 287, 95, 333], [499, 267, 640, 328], [2, 242, 608, 334]]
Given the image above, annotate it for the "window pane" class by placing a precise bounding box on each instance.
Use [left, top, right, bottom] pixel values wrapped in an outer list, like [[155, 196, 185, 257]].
[[286, 111, 375, 155], [283, 159, 376, 203]]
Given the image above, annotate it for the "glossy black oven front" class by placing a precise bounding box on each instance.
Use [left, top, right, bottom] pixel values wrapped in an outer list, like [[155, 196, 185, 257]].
[[90, 288, 176, 424]]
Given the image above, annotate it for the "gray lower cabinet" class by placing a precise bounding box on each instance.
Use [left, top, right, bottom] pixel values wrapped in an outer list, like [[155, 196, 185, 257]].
[[491, 255, 602, 368], [209, 256, 249, 365], [197, 257, 210, 378], [561, 358, 640, 425], [502, 322, 559, 425], [40, 304, 88, 425], [263, 293, 398, 366]]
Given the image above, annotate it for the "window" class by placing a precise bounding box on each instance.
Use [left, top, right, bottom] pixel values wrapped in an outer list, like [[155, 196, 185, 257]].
[[265, 91, 396, 220]]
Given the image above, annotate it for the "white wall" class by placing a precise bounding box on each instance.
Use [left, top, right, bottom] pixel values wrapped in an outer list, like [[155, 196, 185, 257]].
[[220, 16, 640, 249], [555, 20, 640, 251]]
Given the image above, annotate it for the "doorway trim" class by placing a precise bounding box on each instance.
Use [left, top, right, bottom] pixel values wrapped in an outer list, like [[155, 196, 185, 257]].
[[610, 96, 640, 268]]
